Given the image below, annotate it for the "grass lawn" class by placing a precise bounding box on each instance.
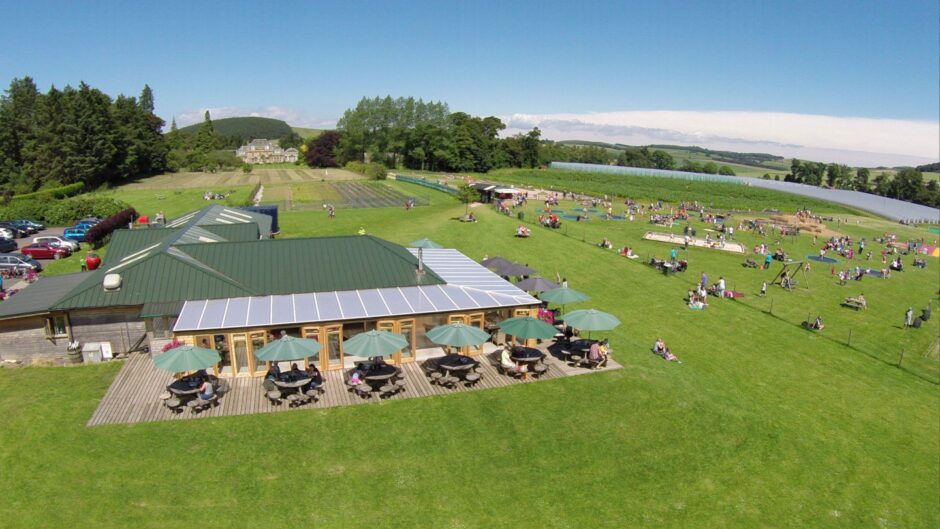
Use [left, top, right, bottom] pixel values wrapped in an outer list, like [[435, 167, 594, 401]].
[[3, 179, 937, 528], [90, 186, 256, 218]]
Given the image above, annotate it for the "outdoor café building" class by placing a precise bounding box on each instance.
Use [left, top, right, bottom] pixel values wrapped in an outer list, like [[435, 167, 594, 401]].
[[0, 205, 539, 375]]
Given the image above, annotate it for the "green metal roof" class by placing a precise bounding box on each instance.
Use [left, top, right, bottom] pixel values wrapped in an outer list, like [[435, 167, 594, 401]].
[[139, 300, 185, 318], [49, 234, 443, 311], [165, 205, 272, 238], [0, 273, 89, 319]]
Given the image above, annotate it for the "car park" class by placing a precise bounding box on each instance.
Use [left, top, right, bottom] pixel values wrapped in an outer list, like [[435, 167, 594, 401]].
[[0, 223, 27, 238], [63, 227, 88, 242], [20, 219, 46, 231], [7, 220, 37, 235], [33, 235, 80, 251], [0, 253, 42, 273], [20, 242, 71, 260]]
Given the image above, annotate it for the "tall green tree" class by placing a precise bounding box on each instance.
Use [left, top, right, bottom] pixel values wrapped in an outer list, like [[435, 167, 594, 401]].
[[0, 77, 39, 188], [21, 85, 72, 187], [194, 110, 217, 154], [853, 167, 870, 191]]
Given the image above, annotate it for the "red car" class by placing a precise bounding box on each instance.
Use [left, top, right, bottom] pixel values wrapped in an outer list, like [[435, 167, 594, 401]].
[[20, 242, 71, 260]]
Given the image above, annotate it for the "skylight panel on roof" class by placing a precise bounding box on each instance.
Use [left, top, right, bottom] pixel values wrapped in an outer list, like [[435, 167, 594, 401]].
[[221, 209, 252, 219], [175, 300, 206, 331], [401, 287, 436, 313], [246, 296, 270, 327], [197, 236, 219, 243], [422, 286, 457, 311], [377, 288, 411, 314], [440, 285, 478, 308], [270, 294, 295, 324], [199, 299, 228, 329], [294, 293, 318, 322], [222, 297, 249, 328], [358, 289, 391, 317], [336, 290, 367, 319], [315, 292, 342, 321]]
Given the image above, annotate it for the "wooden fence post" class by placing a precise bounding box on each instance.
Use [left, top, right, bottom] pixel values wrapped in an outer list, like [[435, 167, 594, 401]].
[[897, 348, 905, 367]]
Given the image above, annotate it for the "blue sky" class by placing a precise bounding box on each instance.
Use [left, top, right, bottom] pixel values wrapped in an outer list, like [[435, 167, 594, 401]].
[[0, 0, 937, 164]]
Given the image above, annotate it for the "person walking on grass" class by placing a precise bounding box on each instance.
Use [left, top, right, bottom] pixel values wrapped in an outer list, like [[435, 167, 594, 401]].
[[759, 281, 767, 297]]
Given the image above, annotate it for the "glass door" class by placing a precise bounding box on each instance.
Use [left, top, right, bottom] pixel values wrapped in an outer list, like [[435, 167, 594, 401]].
[[231, 333, 250, 376], [249, 331, 268, 376], [467, 313, 484, 356], [398, 319, 416, 363], [448, 314, 469, 355], [377, 319, 416, 364], [301, 326, 322, 370], [324, 325, 343, 371], [214, 334, 232, 376]]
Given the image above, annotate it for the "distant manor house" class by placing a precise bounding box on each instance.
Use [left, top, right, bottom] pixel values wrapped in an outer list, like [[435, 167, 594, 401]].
[[236, 139, 299, 164]]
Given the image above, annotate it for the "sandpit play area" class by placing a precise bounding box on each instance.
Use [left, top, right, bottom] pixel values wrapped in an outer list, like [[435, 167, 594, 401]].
[[643, 230, 747, 253]]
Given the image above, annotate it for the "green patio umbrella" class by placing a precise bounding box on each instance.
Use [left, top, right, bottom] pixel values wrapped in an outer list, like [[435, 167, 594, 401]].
[[426, 322, 491, 347], [253, 335, 322, 362], [409, 238, 443, 249], [497, 316, 558, 340], [515, 277, 559, 292], [539, 287, 591, 305], [342, 330, 408, 358], [153, 345, 220, 373], [539, 286, 591, 314], [560, 309, 621, 331]]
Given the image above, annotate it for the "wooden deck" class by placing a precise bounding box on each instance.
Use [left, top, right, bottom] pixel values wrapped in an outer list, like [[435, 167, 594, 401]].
[[87, 349, 621, 426]]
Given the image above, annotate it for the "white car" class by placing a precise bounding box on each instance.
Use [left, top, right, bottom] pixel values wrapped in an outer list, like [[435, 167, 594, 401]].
[[33, 235, 80, 251], [0, 227, 14, 240]]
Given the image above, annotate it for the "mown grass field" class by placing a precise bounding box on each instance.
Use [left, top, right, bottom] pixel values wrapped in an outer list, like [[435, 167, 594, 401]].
[[2, 178, 937, 528], [118, 167, 363, 190]]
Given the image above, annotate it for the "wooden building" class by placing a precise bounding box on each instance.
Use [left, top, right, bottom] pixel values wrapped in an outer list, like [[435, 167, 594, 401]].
[[0, 205, 539, 373]]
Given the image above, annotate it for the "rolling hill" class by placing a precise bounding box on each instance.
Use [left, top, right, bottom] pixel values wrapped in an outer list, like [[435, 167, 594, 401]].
[[178, 116, 293, 140]]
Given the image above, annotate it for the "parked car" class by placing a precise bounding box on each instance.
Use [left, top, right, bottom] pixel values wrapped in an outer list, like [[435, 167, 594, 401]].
[[0, 223, 27, 238], [0, 253, 42, 273], [33, 235, 80, 252], [63, 227, 88, 242], [20, 219, 46, 231], [7, 220, 37, 235], [0, 238, 16, 253], [20, 242, 71, 260], [0, 228, 15, 240], [74, 221, 98, 231]]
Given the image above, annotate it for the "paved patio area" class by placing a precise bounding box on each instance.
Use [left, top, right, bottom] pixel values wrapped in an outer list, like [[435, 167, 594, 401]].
[[87, 345, 621, 426]]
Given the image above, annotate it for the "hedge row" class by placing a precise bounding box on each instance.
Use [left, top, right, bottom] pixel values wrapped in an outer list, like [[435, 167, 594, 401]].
[[0, 196, 133, 226], [85, 208, 138, 246], [10, 182, 85, 202], [345, 161, 387, 180]]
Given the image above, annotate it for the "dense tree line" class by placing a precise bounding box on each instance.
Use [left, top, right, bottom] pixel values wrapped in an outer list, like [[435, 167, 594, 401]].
[[176, 116, 302, 151], [164, 111, 243, 172], [780, 159, 939, 207], [0, 77, 167, 194]]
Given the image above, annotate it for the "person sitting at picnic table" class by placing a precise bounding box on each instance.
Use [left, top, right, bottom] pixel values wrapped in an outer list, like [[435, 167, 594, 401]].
[[854, 293, 867, 308], [304, 364, 323, 391], [265, 363, 281, 381], [588, 340, 602, 361], [198, 379, 215, 400], [350, 363, 366, 385], [500, 348, 528, 377], [289, 362, 303, 379]]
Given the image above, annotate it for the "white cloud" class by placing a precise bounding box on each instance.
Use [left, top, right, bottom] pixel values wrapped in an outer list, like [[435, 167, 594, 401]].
[[174, 106, 336, 129], [501, 111, 939, 167]]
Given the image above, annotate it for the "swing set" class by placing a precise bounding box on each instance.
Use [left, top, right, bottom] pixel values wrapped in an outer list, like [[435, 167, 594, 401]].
[[771, 260, 810, 290]]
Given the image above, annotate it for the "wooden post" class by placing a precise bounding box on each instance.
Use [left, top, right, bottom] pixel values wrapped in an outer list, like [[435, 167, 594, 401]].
[[847, 328, 852, 347], [897, 348, 905, 367], [769, 298, 773, 315]]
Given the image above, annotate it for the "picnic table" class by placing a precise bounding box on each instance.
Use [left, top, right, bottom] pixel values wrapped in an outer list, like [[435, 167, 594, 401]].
[[437, 354, 479, 373], [842, 298, 866, 310], [168, 378, 202, 396], [511, 347, 545, 363], [364, 364, 399, 383]]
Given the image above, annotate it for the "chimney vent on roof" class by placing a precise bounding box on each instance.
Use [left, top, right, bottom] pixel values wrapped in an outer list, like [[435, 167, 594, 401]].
[[416, 247, 425, 276], [103, 273, 122, 291]]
